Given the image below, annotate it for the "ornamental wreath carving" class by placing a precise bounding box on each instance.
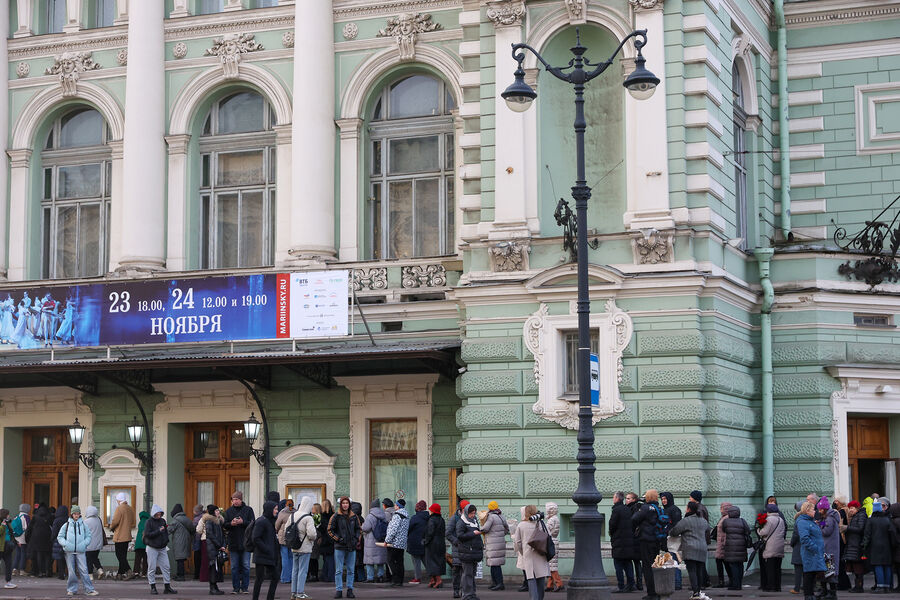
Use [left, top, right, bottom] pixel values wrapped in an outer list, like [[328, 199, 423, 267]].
[[377, 13, 441, 61], [205, 32, 263, 79], [631, 230, 674, 264], [46, 51, 101, 97], [486, 1, 526, 27], [628, 0, 664, 9], [565, 0, 586, 23], [401, 264, 447, 288], [489, 240, 530, 272]]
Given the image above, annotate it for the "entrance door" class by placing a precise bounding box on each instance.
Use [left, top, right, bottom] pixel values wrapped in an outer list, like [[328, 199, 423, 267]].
[[185, 423, 250, 510], [23, 428, 79, 508], [848, 417, 898, 500]]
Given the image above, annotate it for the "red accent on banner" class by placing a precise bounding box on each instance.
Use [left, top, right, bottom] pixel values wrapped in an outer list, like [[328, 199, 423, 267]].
[[276, 273, 290, 338]]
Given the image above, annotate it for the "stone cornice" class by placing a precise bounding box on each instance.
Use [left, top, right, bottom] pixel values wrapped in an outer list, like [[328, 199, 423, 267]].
[[333, 0, 461, 21], [784, 0, 900, 28]]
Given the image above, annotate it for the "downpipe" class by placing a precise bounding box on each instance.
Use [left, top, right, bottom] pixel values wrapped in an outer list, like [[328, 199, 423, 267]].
[[774, 0, 792, 240], [755, 248, 775, 500]]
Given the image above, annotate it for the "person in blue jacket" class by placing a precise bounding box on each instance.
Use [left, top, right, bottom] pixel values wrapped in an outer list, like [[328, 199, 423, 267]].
[[795, 501, 826, 600], [57, 506, 98, 597]]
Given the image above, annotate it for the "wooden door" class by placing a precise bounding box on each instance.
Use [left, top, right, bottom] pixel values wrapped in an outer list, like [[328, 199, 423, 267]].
[[23, 428, 78, 508], [848, 417, 892, 500], [185, 423, 250, 510]]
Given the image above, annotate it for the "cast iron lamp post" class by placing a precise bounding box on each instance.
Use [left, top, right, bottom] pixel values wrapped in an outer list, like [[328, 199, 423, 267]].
[[501, 29, 659, 600]]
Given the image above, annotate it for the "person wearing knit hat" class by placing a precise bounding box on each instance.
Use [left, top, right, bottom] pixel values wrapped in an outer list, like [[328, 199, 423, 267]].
[[688, 491, 711, 588], [816, 496, 840, 599], [423, 504, 446, 588], [844, 500, 868, 592], [480, 501, 510, 591], [456, 503, 484, 600], [406, 500, 430, 584], [57, 504, 97, 596], [361, 499, 388, 583]]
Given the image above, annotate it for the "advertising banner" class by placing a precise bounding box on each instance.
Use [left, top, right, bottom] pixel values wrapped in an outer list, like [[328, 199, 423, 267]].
[[0, 271, 348, 350]]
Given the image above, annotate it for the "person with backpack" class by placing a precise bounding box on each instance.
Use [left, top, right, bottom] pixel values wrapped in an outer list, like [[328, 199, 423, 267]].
[[143, 504, 177, 595], [721, 505, 751, 591], [10, 503, 29, 576], [274, 499, 295, 585], [82, 506, 106, 579], [0, 509, 17, 589], [406, 500, 429, 585], [632, 489, 664, 600], [327, 496, 360, 599], [512, 505, 550, 600], [56, 506, 98, 596], [199, 505, 226, 595], [223, 490, 255, 595], [280, 496, 317, 600], [135, 510, 150, 579], [360, 499, 388, 583], [167, 504, 194, 582], [385, 498, 410, 587], [251, 501, 280, 600]]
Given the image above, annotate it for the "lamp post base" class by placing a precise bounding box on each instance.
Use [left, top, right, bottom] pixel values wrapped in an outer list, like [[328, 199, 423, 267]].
[[567, 580, 614, 600]]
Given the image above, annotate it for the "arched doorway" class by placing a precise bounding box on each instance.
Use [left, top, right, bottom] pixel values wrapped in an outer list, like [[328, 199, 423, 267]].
[[184, 423, 251, 510], [23, 427, 79, 508]]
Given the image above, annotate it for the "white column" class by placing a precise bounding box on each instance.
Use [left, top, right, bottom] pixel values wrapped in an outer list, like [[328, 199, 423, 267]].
[[289, 0, 335, 262], [489, 6, 530, 239], [0, 0, 8, 280], [117, 0, 166, 271], [164, 135, 191, 272], [170, 0, 190, 18], [273, 125, 293, 266], [624, 4, 674, 230], [337, 118, 362, 262], [114, 0, 128, 25], [6, 149, 31, 281], [107, 140, 124, 271], [63, 0, 82, 33], [14, 0, 32, 37]]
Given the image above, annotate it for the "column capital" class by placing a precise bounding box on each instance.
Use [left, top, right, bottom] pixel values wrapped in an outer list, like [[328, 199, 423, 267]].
[[336, 117, 363, 138], [485, 0, 526, 28], [629, 0, 665, 10], [7, 148, 32, 167], [171, 0, 190, 18], [164, 134, 191, 154], [108, 139, 124, 159], [272, 124, 292, 144]]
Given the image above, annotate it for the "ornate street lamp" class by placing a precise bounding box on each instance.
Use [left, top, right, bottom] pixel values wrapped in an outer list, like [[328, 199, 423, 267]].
[[244, 412, 267, 466], [501, 29, 659, 600], [68, 418, 97, 469], [124, 416, 152, 468]]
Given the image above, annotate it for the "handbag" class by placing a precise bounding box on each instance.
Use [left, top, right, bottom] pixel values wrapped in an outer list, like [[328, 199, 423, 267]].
[[528, 520, 556, 560], [216, 549, 228, 570]]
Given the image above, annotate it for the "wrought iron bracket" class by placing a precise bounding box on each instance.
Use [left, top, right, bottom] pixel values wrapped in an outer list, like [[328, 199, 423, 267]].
[[216, 366, 272, 390], [249, 446, 267, 466], [282, 363, 335, 389], [833, 194, 900, 287], [111, 369, 155, 394], [42, 373, 99, 396], [554, 197, 598, 262], [77, 452, 98, 469]]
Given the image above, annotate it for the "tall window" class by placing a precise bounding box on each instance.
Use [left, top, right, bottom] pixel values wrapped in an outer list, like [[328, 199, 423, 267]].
[[197, 0, 224, 15], [368, 74, 456, 259], [732, 64, 749, 248], [369, 419, 417, 502], [91, 0, 116, 28], [46, 0, 67, 33], [199, 91, 276, 269], [41, 108, 111, 279], [563, 331, 599, 395]]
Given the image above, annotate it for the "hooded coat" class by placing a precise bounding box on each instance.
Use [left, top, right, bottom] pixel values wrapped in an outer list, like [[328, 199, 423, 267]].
[[720, 505, 750, 563], [758, 510, 786, 559], [609, 499, 639, 560], [51, 505, 69, 560], [446, 508, 463, 565], [661, 493, 682, 530], [844, 509, 868, 562], [480, 508, 509, 568], [454, 507, 484, 564], [251, 501, 280, 566], [713, 503, 733, 560], [360, 500, 389, 564], [385, 505, 410, 550], [317, 506, 335, 555], [135, 511, 150, 550], [279, 496, 317, 554], [862, 508, 895, 566], [84, 506, 105, 552], [669, 511, 710, 563], [25, 506, 52, 552], [422, 510, 446, 576], [863, 497, 874, 518], [406, 506, 429, 557], [57, 515, 91, 554], [819, 507, 841, 559], [144, 505, 170, 550], [796, 513, 826, 572], [200, 512, 225, 566], [168, 504, 194, 560], [632, 501, 661, 544], [545, 502, 561, 571]]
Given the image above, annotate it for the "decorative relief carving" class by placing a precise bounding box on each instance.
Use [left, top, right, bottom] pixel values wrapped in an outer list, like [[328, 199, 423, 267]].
[[489, 240, 530, 272], [376, 13, 441, 61], [282, 30, 295, 48], [342, 22, 359, 40], [205, 32, 263, 79], [45, 51, 101, 97], [628, 0, 664, 9], [116, 49, 127, 66], [732, 33, 753, 60], [352, 267, 388, 291], [564, 0, 586, 23], [172, 41, 188, 59], [631, 230, 674, 264], [523, 301, 634, 430], [401, 264, 446, 288], [486, 0, 526, 27], [15, 62, 29, 78]]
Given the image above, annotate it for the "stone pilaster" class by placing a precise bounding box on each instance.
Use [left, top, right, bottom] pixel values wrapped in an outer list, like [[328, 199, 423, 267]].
[[14, 0, 32, 37], [0, 0, 8, 279]]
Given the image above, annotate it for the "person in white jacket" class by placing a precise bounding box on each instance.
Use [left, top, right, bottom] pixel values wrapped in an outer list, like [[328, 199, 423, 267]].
[[279, 496, 317, 600], [82, 507, 106, 579]]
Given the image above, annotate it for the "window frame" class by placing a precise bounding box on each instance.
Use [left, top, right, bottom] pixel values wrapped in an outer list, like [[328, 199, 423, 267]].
[[103, 485, 135, 527], [732, 63, 749, 250], [198, 92, 277, 270], [368, 418, 417, 502], [367, 74, 457, 260], [562, 330, 601, 397]]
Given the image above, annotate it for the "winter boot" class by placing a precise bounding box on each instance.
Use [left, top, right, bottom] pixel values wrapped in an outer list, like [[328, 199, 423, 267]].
[[164, 583, 178, 594], [209, 581, 224, 595], [150, 584, 159, 595], [434, 576, 443, 589], [851, 576, 863, 593], [553, 571, 566, 592]]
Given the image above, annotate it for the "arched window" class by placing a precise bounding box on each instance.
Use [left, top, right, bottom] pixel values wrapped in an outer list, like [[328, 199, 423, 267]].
[[367, 74, 456, 259], [41, 108, 111, 279], [199, 91, 276, 269], [732, 63, 749, 248]]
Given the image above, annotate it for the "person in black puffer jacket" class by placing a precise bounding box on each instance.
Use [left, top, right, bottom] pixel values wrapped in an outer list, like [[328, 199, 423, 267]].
[[251, 501, 279, 600], [632, 490, 662, 600], [50, 506, 69, 579], [144, 504, 176, 595], [327, 496, 360, 598], [202, 505, 226, 595], [661, 492, 683, 591], [26, 506, 53, 577], [721, 505, 751, 591], [863, 501, 894, 592], [609, 492, 638, 592], [844, 501, 867, 593], [456, 503, 484, 600], [890, 503, 900, 592]]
